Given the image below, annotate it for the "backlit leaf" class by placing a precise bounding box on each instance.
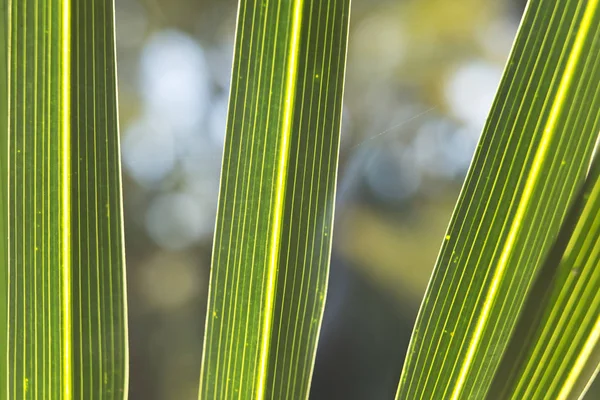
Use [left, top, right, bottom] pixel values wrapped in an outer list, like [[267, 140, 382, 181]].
[[199, 0, 351, 399], [1, 0, 9, 392], [489, 150, 600, 400], [3, 0, 128, 398], [396, 0, 600, 398]]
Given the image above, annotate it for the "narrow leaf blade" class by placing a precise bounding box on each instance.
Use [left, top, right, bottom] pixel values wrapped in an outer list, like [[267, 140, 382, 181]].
[[396, 0, 600, 398], [8, 1, 72, 396], [6, 0, 128, 398], [1, 0, 9, 392], [199, 0, 351, 399], [71, 1, 128, 398], [489, 151, 600, 400]]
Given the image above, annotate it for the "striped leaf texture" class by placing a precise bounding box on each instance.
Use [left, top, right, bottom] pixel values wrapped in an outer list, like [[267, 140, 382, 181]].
[[396, 0, 600, 399], [3, 0, 128, 399], [489, 151, 600, 400], [199, 0, 351, 399], [1, 0, 8, 392]]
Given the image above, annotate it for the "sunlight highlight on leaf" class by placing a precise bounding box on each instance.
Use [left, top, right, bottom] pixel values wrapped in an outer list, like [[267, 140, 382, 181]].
[[199, 1, 351, 399], [395, 0, 600, 398], [3, 0, 128, 398], [489, 151, 600, 400]]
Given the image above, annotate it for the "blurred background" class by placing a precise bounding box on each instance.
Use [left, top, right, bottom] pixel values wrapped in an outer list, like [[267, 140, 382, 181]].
[[113, 0, 596, 399]]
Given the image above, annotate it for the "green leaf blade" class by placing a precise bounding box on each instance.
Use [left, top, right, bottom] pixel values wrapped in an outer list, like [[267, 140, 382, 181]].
[[489, 152, 600, 400], [1, 0, 9, 392], [70, 1, 128, 399], [5, 0, 128, 398], [199, 1, 351, 399], [8, 0, 69, 397], [396, 0, 600, 399]]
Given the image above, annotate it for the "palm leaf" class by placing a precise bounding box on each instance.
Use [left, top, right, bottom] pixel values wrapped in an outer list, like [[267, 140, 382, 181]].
[[199, 0, 351, 399], [488, 150, 600, 400], [395, 0, 600, 398], [3, 0, 128, 398]]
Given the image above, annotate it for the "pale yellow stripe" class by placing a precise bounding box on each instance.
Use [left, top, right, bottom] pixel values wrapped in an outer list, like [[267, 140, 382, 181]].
[[256, 1, 305, 398], [557, 316, 600, 400], [61, 0, 72, 398]]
